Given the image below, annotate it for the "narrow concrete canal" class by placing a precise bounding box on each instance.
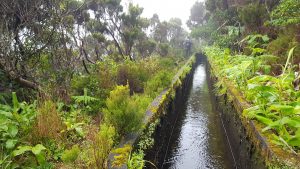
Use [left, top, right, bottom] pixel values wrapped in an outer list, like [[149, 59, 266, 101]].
[[145, 60, 235, 169]]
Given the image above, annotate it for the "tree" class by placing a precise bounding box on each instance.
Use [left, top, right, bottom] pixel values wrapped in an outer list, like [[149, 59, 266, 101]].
[[187, 1, 206, 28], [168, 18, 188, 49], [121, 3, 149, 57], [270, 0, 300, 26], [0, 0, 59, 89], [87, 1, 149, 59]]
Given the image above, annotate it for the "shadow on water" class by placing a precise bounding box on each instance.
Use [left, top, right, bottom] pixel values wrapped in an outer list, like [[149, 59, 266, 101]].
[[144, 58, 235, 169]]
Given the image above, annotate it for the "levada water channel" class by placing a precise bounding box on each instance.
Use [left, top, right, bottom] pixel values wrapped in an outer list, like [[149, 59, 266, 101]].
[[144, 57, 237, 169]]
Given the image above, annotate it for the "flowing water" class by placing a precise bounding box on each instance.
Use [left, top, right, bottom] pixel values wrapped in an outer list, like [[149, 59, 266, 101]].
[[145, 62, 234, 169]]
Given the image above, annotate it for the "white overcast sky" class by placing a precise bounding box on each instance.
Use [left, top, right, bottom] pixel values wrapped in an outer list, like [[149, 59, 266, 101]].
[[122, 0, 203, 30]]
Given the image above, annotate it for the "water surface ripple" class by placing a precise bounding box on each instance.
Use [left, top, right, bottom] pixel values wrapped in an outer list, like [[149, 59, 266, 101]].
[[162, 64, 232, 169]]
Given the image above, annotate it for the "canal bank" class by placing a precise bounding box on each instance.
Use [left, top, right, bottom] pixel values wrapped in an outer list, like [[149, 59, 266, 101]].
[[108, 55, 197, 169]]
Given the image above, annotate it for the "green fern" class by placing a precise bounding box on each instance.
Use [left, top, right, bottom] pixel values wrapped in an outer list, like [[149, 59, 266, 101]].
[[72, 88, 98, 105]]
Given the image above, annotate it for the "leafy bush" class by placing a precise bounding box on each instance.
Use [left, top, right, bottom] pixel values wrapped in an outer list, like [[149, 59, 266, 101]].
[[71, 59, 117, 109], [158, 43, 170, 56], [145, 71, 172, 98], [92, 123, 116, 168], [13, 144, 47, 166], [0, 92, 37, 151], [61, 110, 86, 140], [267, 27, 300, 65], [127, 151, 145, 169], [112, 144, 132, 167], [117, 61, 148, 94], [61, 145, 80, 163], [103, 85, 144, 135]]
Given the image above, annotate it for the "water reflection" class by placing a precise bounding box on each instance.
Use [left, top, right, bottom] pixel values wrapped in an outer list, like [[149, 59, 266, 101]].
[[163, 64, 232, 169]]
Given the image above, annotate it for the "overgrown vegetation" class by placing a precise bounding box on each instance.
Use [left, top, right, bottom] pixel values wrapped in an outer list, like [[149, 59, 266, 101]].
[[0, 56, 185, 168]]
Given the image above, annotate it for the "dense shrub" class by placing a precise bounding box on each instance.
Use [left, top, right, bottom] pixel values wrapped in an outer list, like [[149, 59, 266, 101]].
[[71, 60, 117, 110], [103, 85, 144, 135], [61, 145, 80, 163], [267, 27, 300, 64], [158, 43, 170, 56], [145, 70, 172, 98], [117, 61, 148, 94]]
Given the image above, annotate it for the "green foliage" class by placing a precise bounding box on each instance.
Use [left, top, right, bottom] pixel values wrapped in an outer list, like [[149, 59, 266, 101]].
[[72, 88, 98, 105], [71, 59, 118, 110], [61, 145, 80, 163], [269, 0, 300, 26], [103, 85, 144, 135], [112, 144, 132, 167], [0, 0, 189, 168], [243, 71, 300, 150], [205, 46, 300, 152], [238, 3, 268, 31], [267, 27, 300, 66], [191, 17, 242, 48], [240, 34, 270, 48], [190, 17, 218, 43], [62, 110, 85, 139], [136, 39, 156, 57], [240, 34, 270, 56], [71, 88, 99, 114], [92, 123, 116, 168], [138, 119, 159, 151], [127, 151, 145, 169], [13, 144, 47, 165], [117, 60, 148, 94], [158, 43, 170, 56], [0, 92, 36, 153], [145, 71, 172, 98]]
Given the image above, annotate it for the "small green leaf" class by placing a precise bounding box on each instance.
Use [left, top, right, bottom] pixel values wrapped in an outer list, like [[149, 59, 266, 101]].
[[35, 153, 46, 165], [12, 92, 19, 112], [12, 146, 32, 157], [288, 137, 300, 147], [261, 35, 269, 42], [31, 144, 46, 155], [7, 124, 18, 137], [255, 115, 273, 126], [6, 139, 18, 149], [0, 110, 13, 118], [269, 104, 294, 115], [75, 127, 84, 137]]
